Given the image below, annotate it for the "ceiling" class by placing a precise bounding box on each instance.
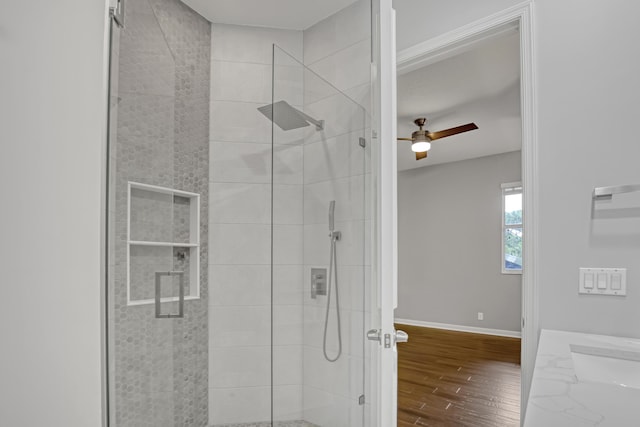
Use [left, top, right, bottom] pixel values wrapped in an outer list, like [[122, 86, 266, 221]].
[[397, 30, 522, 171], [181, 0, 359, 29]]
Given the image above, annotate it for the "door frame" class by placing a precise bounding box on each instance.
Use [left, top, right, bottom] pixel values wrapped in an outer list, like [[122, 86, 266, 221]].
[[369, 0, 399, 426], [395, 1, 538, 418]]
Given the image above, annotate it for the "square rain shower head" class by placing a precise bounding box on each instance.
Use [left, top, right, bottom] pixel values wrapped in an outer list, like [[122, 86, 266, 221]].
[[258, 100, 324, 131]]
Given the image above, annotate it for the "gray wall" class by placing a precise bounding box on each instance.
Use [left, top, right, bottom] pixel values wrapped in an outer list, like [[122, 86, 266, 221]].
[[396, 151, 522, 332], [395, 0, 640, 342], [111, 0, 210, 425], [393, 0, 640, 406], [535, 0, 640, 337]]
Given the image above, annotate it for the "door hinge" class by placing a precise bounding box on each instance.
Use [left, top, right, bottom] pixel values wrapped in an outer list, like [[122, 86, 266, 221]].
[[110, 0, 125, 27], [359, 394, 365, 405], [359, 137, 366, 148]]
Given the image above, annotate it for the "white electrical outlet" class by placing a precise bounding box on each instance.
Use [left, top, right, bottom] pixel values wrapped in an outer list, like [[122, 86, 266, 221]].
[[579, 268, 627, 296], [477, 312, 484, 321]]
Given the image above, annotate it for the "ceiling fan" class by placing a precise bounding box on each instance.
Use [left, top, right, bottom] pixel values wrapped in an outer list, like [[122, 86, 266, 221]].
[[398, 118, 478, 160]]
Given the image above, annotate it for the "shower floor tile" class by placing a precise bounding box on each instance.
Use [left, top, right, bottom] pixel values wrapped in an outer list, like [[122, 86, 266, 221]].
[[211, 421, 319, 427]]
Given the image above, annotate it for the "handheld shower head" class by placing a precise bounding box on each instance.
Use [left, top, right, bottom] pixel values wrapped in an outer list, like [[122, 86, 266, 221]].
[[329, 200, 336, 232]]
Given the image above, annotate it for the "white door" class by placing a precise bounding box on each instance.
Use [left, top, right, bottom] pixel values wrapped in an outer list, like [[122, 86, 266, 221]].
[[370, 1, 405, 426]]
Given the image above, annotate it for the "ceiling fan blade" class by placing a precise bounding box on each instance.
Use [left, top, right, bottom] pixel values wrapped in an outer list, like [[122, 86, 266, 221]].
[[397, 137, 413, 141], [427, 123, 478, 140], [415, 151, 427, 160]]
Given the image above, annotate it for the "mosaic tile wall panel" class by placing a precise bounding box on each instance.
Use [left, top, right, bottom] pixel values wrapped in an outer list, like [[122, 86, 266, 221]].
[[110, 0, 210, 425]]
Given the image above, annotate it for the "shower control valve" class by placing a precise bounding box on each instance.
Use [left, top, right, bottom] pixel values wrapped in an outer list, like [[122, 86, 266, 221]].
[[310, 268, 327, 299]]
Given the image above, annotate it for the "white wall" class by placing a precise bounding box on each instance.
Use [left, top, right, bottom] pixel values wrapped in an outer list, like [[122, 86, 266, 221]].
[[397, 152, 522, 332], [395, 0, 640, 345], [0, 1, 108, 426], [305, 0, 372, 110]]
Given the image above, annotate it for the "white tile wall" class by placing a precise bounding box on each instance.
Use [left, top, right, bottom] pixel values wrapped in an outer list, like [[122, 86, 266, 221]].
[[302, 386, 353, 427], [304, 176, 366, 224], [302, 1, 371, 424], [274, 184, 304, 225], [303, 0, 371, 66], [209, 4, 371, 424], [272, 265, 305, 305], [273, 144, 304, 184], [304, 92, 366, 144], [210, 141, 271, 183], [209, 23, 304, 426], [209, 265, 271, 306], [273, 385, 304, 422], [209, 305, 271, 347], [303, 265, 365, 312], [210, 223, 271, 265], [210, 101, 272, 143], [304, 221, 365, 267], [211, 182, 271, 224], [210, 346, 271, 388], [273, 304, 304, 346], [303, 305, 365, 358], [273, 224, 304, 265], [273, 345, 304, 386], [209, 386, 271, 425], [305, 39, 371, 96], [211, 24, 302, 64], [303, 132, 366, 184], [211, 61, 272, 103]]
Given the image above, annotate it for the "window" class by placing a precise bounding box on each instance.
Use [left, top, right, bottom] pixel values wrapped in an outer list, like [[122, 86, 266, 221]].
[[502, 182, 522, 274]]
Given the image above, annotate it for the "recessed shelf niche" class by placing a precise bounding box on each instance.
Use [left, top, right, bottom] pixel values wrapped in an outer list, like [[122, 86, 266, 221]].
[[127, 181, 200, 306]]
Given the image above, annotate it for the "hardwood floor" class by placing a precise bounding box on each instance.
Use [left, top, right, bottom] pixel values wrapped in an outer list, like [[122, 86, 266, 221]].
[[396, 324, 521, 427]]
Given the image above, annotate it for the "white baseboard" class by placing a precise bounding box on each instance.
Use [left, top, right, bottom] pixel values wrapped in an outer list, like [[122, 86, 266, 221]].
[[395, 318, 522, 339]]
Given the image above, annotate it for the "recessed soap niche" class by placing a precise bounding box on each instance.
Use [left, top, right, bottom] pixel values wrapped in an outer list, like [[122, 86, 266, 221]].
[[127, 181, 200, 306]]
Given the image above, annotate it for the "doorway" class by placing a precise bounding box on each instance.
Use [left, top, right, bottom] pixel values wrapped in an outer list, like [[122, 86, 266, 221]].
[[393, 10, 536, 424]]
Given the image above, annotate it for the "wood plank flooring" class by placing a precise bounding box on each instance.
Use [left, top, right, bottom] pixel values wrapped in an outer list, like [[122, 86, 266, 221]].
[[396, 324, 521, 427]]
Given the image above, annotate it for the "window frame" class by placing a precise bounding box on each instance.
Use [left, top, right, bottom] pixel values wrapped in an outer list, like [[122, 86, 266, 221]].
[[501, 181, 523, 274]]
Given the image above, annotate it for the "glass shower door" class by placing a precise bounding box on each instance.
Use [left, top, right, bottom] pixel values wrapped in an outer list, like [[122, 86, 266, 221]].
[[270, 45, 368, 427]]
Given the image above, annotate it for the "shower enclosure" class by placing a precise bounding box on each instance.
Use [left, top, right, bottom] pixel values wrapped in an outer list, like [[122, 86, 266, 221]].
[[106, 1, 372, 425], [269, 46, 368, 426]]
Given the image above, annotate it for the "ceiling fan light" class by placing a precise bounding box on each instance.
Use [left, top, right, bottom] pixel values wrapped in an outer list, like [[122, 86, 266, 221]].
[[411, 141, 431, 152]]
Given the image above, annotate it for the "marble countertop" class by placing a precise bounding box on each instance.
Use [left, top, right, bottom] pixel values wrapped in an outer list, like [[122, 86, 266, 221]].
[[524, 329, 640, 426]]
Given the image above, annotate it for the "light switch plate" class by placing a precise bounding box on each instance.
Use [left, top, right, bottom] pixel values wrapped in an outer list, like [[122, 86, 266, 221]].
[[579, 268, 627, 296]]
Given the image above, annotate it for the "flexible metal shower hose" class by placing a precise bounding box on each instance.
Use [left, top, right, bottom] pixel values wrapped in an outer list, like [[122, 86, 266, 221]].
[[323, 232, 342, 362]]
